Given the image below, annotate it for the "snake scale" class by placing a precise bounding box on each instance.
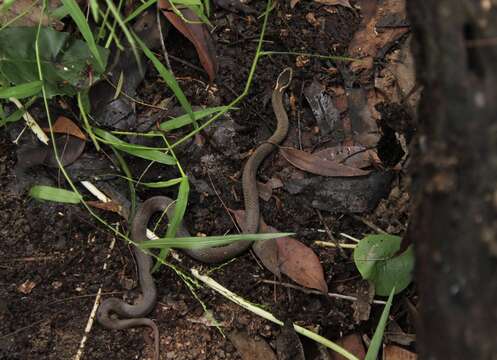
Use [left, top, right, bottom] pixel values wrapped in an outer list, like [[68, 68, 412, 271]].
[[97, 68, 293, 360]]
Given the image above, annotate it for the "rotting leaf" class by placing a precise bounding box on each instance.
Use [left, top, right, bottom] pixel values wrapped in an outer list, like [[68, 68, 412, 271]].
[[0, 0, 63, 29], [232, 209, 328, 292], [86, 200, 123, 216], [158, 0, 218, 82], [43, 116, 87, 141], [330, 333, 366, 360], [347, 0, 408, 74], [383, 345, 417, 360], [280, 147, 371, 177], [228, 330, 278, 360]]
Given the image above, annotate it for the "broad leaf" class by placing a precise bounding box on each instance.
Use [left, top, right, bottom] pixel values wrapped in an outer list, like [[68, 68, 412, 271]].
[[353, 234, 414, 296], [0, 27, 109, 98]]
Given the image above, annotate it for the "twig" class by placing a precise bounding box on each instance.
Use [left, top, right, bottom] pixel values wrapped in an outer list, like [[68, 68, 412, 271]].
[[351, 214, 387, 234], [314, 241, 356, 249], [156, 7, 174, 76], [207, 171, 241, 233], [73, 235, 116, 360], [258, 279, 386, 305]]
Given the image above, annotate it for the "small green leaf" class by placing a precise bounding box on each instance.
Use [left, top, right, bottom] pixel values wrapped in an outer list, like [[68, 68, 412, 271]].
[[365, 287, 395, 360], [158, 106, 228, 132], [353, 234, 414, 296], [141, 232, 295, 249], [0, 81, 42, 99], [124, 0, 158, 24], [94, 128, 176, 165], [29, 185, 82, 204]]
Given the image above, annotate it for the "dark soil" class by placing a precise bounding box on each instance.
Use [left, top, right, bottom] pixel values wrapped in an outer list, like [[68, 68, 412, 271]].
[[0, 1, 415, 359]]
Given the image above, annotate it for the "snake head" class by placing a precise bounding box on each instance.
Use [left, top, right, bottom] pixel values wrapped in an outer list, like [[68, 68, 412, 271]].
[[275, 67, 293, 92]]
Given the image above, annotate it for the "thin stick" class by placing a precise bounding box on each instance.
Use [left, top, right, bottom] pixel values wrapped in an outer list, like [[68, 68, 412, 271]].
[[73, 235, 116, 360], [351, 214, 387, 234], [314, 241, 356, 249], [258, 279, 386, 305]]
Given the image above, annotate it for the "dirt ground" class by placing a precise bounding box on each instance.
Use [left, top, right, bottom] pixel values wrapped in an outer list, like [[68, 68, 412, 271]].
[[0, 1, 416, 359]]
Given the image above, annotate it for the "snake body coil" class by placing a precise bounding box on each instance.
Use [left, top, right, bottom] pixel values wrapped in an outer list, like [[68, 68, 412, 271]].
[[97, 68, 293, 360]]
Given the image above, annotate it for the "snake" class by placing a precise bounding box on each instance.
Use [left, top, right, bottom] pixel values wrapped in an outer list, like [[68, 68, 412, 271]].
[[96, 67, 293, 360]]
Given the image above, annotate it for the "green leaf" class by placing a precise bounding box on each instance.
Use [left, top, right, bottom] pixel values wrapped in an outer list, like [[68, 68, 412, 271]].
[[93, 128, 176, 165], [158, 106, 229, 132], [0, 81, 42, 99], [141, 232, 295, 249], [0, 27, 109, 98], [29, 185, 82, 204], [365, 287, 395, 360], [353, 234, 414, 296], [140, 178, 184, 188], [61, 0, 106, 72]]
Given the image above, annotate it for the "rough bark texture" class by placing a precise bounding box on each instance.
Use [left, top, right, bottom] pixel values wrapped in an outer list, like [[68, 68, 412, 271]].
[[406, 2, 497, 359]]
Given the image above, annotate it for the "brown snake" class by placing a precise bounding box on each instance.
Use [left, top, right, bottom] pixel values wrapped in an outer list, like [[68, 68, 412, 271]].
[[97, 68, 293, 360]]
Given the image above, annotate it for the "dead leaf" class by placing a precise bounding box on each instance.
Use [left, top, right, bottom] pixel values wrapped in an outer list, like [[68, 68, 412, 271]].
[[0, 0, 63, 29], [231, 210, 328, 292], [383, 345, 417, 360], [276, 319, 305, 360], [257, 181, 273, 202], [43, 116, 87, 141], [228, 330, 278, 360], [86, 200, 123, 216], [314, 145, 380, 169], [314, 0, 352, 8], [330, 334, 366, 360], [158, 0, 218, 82], [18, 280, 37, 294], [348, 0, 408, 74], [280, 147, 371, 177], [290, 0, 301, 9], [352, 279, 374, 322]]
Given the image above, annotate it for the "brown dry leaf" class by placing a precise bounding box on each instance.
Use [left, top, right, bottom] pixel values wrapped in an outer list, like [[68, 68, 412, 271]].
[[314, 0, 352, 8], [0, 0, 63, 29], [228, 330, 277, 360], [86, 200, 123, 215], [231, 210, 327, 292], [348, 0, 408, 74], [314, 145, 379, 169], [257, 181, 273, 202], [330, 334, 366, 360], [290, 0, 301, 9], [18, 280, 37, 294], [383, 345, 417, 360], [158, 0, 217, 82], [43, 116, 87, 141], [280, 147, 371, 177]]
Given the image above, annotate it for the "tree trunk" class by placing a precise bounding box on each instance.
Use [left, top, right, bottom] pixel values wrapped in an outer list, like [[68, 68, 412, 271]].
[[406, 2, 497, 358]]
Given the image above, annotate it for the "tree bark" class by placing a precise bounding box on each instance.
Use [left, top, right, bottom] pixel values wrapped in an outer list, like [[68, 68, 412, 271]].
[[406, 2, 497, 358]]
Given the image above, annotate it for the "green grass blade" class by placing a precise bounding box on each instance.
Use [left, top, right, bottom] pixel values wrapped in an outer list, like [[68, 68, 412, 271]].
[[89, 0, 100, 22], [61, 0, 106, 72], [29, 185, 82, 204], [124, 0, 158, 24], [134, 35, 195, 127], [157, 106, 229, 132], [0, 81, 42, 99], [365, 287, 395, 360], [140, 178, 184, 188], [94, 128, 176, 165], [142, 232, 295, 249], [152, 176, 190, 271]]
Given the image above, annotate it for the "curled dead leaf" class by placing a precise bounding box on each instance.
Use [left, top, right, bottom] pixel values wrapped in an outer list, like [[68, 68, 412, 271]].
[[231, 209, 328, 292], [280, 147, 371, 177], [158, 0, 218, 82], [43, 116, 87, 141], [86, 200, 123, 216]]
